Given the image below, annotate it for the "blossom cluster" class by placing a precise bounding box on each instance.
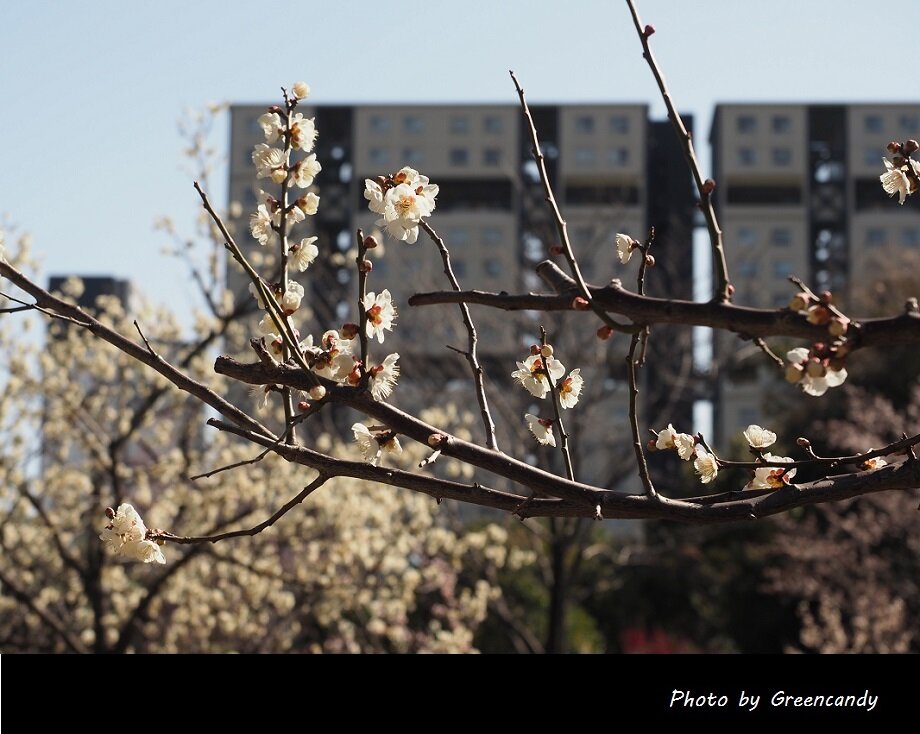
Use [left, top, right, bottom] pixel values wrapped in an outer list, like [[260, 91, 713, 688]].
[[512, 344, 584, 447], [364, 167, 439, 244], [99, 504, 166, 564], [784, 346, 848, 397]]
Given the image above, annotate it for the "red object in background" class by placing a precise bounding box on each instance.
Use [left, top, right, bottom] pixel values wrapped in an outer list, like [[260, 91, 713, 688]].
[[621, 626, 699, 654]]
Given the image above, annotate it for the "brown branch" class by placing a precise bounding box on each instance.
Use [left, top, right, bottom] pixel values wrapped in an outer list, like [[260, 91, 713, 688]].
[[409, 261, 920, 348], [356, 229, 371, 384], [625, 0, 731, 303], [627, 332, 657, 501], [0, 260, 275, 439], [420, 220, 498, 451], [153, 474, 329, 544], [510, 70, 639, 335]]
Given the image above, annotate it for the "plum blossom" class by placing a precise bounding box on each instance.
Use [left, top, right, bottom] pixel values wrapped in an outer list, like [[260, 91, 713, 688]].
[[655, 424, 696, 459], [786, 347, 848, 397], [558, 369, 583, 409], [280, 281, 305, 314], [296, 192, 320, 216], [744, 453, 796, 490], [257, 113, 282, 143], [252, 143, 286, 181], [616, 233, 635, 264], [743, 424, 776, 450], [290, 237, 319, 271], [861, 456, 888, 471], [291, 81, 310, 100], [364, 180, 387, 215], [292, 154, 322, 188], [693, 449, 719, 484], [352, 423, 401, 466], [368, 353, 400, 400], [250, 204, 276, 247], [364, 168, 439, 243], [290, 113, 317, 152], [511, 354, 566, 399], [99, 504, 166, 564], [363, 290, 397, 343], [525, 414, 556, 447], [879, 158, 919, 205]]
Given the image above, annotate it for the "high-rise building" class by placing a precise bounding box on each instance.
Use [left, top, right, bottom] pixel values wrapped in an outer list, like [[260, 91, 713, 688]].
[[710, 103, 920, 443], [227, 103, 697, 491]]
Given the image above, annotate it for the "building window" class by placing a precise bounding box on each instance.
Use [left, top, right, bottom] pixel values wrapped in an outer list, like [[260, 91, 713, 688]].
[[483, 115, 503, 133], [449, 116, 469, 134], [866, 228, 886, 248], [575, 148, 594, 166], [864, 114, 884, 133], [575, 115, 595, 133], [738, 147, 756, 166], [737, 261, 758, 277], [482, 227, 502, 245], [772, 147, 792, 166], [609, 115, 629, 134], [772, 261, 793, 277], [900, 114, 919, 133], [902, 229, 920, 248], [449, 148, 469, 166], [370, 115, 390, 133], [772, 115, 791, 133], [403, 115, 424, 133], [608, 148, 629, 165], [737, 115, 757, 133], [483, 148, 501, 166], [369, 147, 388, 166], [448, 227, 470, 246], [771, 227, 791, 246], [403, 147, 423, 166], [738, 227, 757, 247], [483, 258, 502, 277]]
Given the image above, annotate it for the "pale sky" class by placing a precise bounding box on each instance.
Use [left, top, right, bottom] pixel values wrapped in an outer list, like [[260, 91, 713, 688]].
[[0, 0, 904, 327]]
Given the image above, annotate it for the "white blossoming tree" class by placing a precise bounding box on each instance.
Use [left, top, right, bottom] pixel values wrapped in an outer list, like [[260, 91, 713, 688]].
[[2, 0, 919, 653]]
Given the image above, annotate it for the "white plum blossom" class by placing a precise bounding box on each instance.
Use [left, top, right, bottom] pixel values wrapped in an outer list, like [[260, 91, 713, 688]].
[[364, 180, 387, 215], [290, 237, 319, 271], [363, 290, 397, 343], [252, 143, 286, 180], [861, 456, 888, 471], [511, 354, 566, 399], [744, 453, 796, 490], [879, 158, 919, 205], [290, 113, 317, 152], [616, 233, 634, 264], [351, 423, 401, 465], [693, 449, 719, 484], [656, 424, 696, 459], [281, 281, 305, 314], [291, 81, 311, 100], [250, 204, 276, 247], [292, 154, 322, 189], [368, 353, 400, 400], [743, 424, 777, 450], [297, 192, 320, 216], [786, 347, 848, 397], [257, 112, 282, 143], [558, 369, 583, 409], [525, 414, 556, 447], [99, 504, 166, 564]]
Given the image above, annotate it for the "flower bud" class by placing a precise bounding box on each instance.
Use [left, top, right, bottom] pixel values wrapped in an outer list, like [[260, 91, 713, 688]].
[[833, 342, 851, 358], [291, 81, 310, 100], [806, 358, 826, 378], [828, 357, 846, 372], [359, 259, 373, 273], [887, 141, 902, 154], [645, 254, 656, 267], [788, 292, 810, 311], [540, 344, 554, 358], [806, 304, 832, 325], [828, 318, 848, 337], [905, 139, 919, 155], [530, 344, 541, 356], [297, 400, 311, 411], [427, 433, 446, 447], [702, 178, 716, 195], [785, 364, 804, 383], [727, 284, 735, 297], [105, 507, 116, 520], [819, 291, 833, 304], [341, 322, 359, 340], [796, 437, 811, 448], [308, 385, 326, 401], [572, 296, 590, 310], [596, 325, 614, 340], [271, 169, 287, 185], [363, 235, 379, 249], [646, 439, 658, 452], [549, 244, 564, 256], [644, 24, 655, 36]]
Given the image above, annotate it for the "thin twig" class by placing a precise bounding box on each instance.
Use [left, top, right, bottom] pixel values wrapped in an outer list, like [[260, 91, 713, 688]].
[[133, 320, 159, 358], [627, 331, 658, 500], [153, 475, 328, 544], [625, 0, 731, 303], [754, 337, 785, 371], [190, 448, 272, 481], [421, 220, 498, 451], [0, 290, 92, 327], [355, 229, 370, 385], [510, 70, 639, 335]]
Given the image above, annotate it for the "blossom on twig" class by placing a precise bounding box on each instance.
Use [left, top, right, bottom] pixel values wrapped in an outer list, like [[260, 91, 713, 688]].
[[99, 504, 166, 564], [525, 414, 556, 447]]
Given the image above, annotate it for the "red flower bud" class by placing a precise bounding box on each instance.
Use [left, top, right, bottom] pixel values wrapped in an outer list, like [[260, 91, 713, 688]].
[[905, 139, 919, 155], [549, 245, 564, 256], [359, 259, 373, 273], [363, 235, 379, 249], [644, 24, 655, 36], [597, 325, 614, 340], [702, 178, 716, 195], [572, 296, 590, 310], [297, 401, 311, 411]]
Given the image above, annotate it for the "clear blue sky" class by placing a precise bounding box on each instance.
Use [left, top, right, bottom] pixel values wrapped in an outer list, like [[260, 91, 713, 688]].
[[0, 0, 901, 329]]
